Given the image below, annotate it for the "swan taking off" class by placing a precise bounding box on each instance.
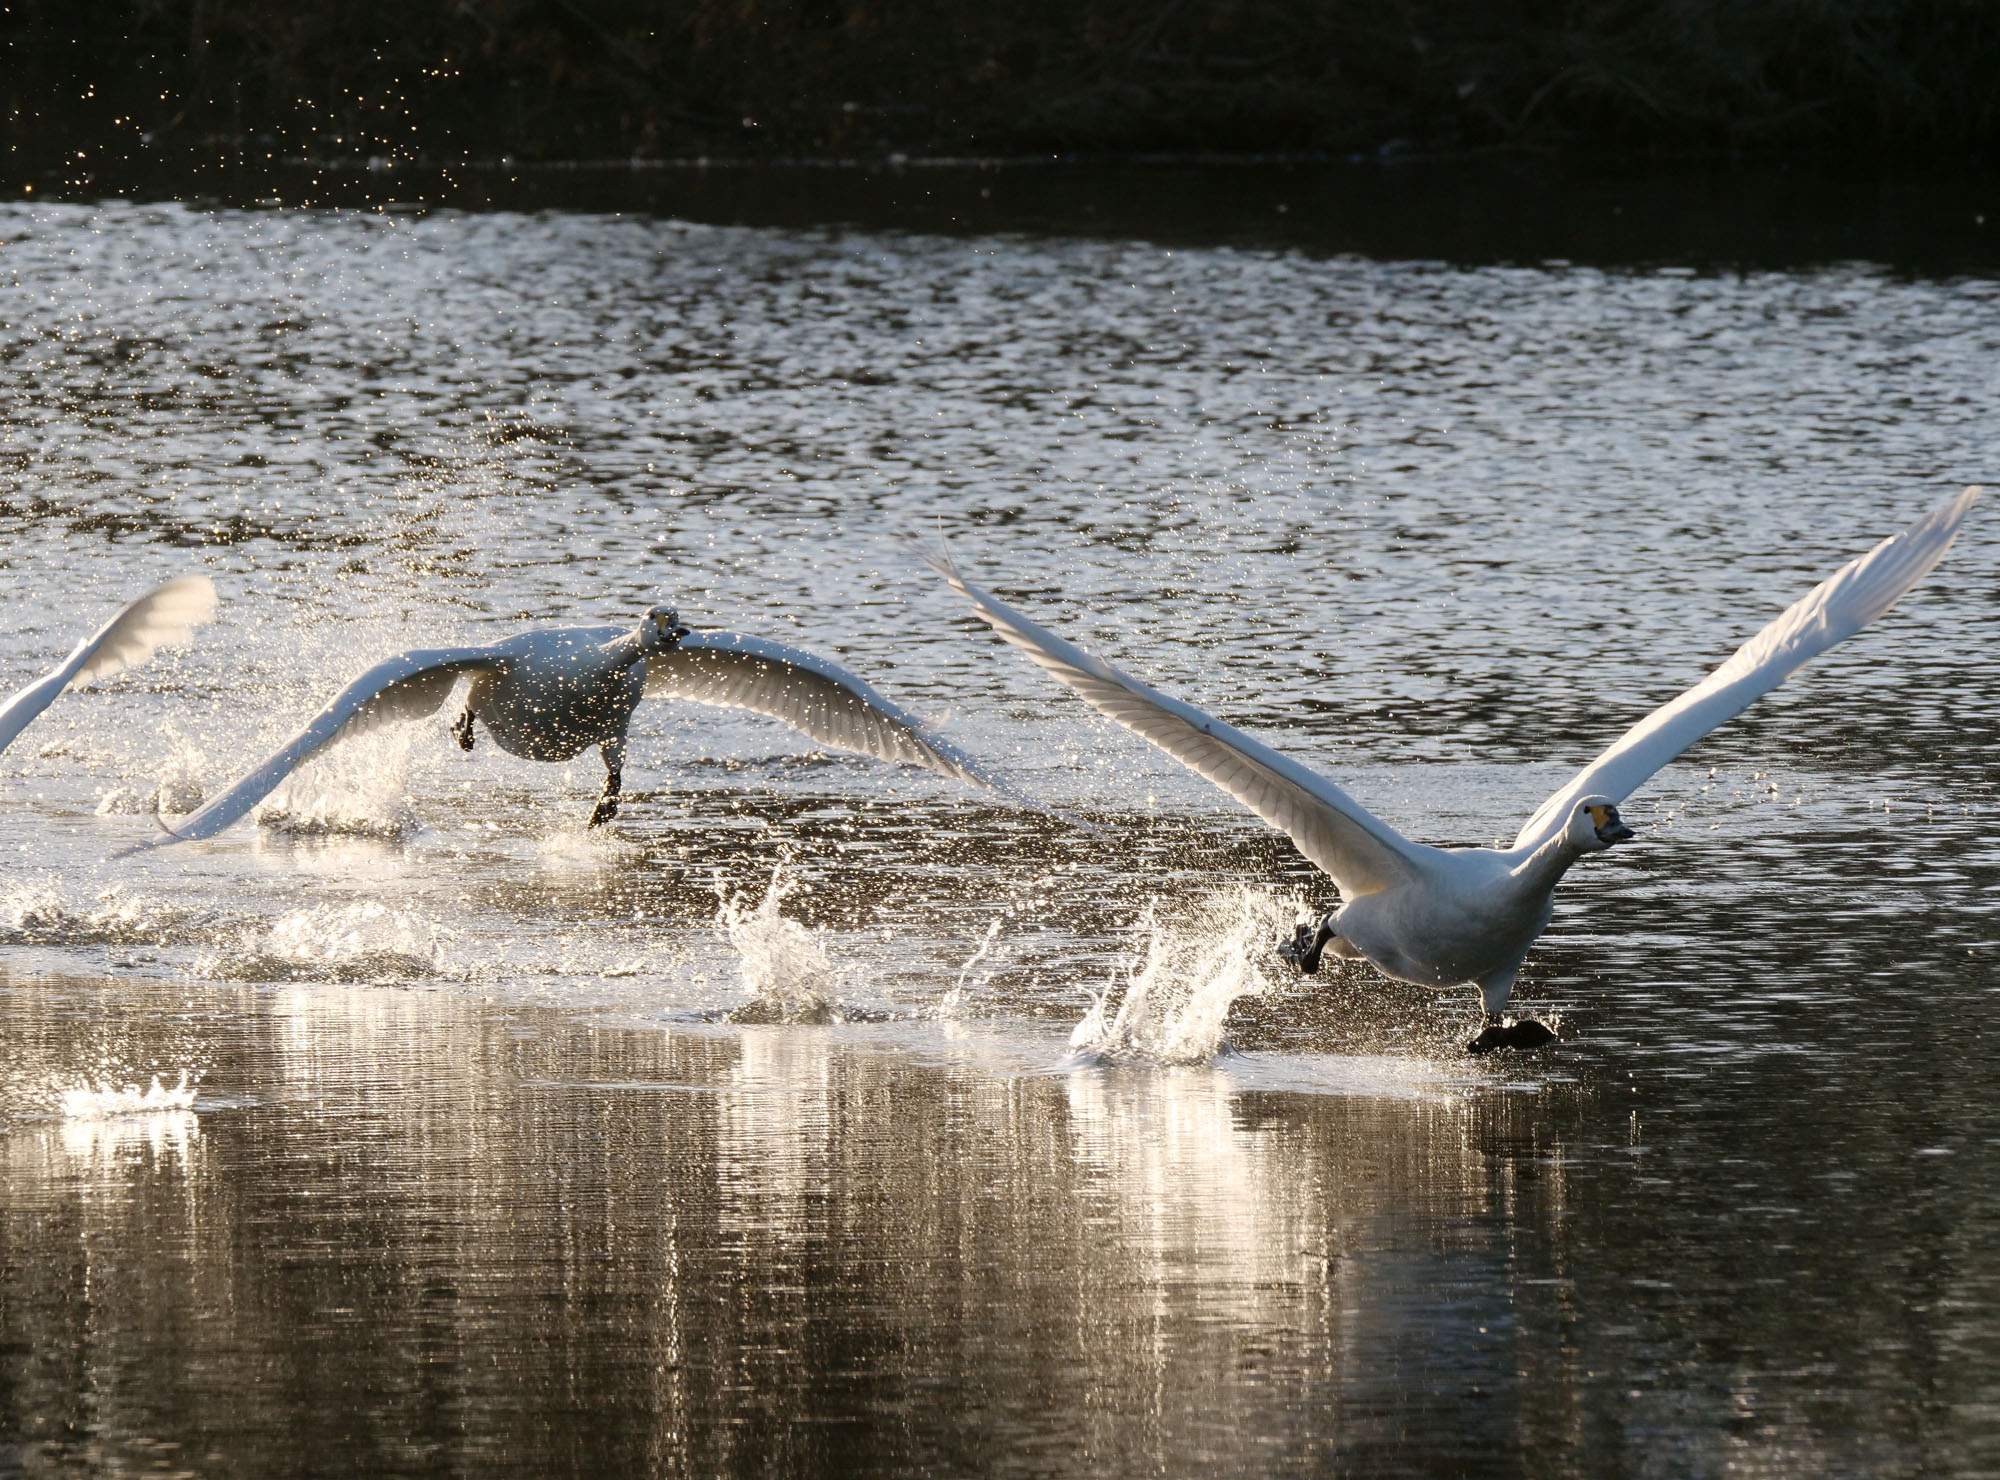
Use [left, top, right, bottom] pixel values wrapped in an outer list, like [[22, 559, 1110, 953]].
[[0, 577, 218, 757], [935, 488, 1979, 1054], [160, 607, 998, 840]]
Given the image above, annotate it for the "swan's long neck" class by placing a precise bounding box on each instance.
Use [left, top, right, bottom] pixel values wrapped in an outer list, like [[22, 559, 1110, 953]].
[[599, 626, 655, 670], [1507, 831, 1584, 903]]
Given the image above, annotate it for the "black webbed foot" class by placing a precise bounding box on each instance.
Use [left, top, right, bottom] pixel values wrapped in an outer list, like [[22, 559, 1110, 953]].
[[1466, 1018, 1556, 1055], [452, 709, 476, 752], [1276, 923, 1319, 975], [1277, 917, 1337, 976]]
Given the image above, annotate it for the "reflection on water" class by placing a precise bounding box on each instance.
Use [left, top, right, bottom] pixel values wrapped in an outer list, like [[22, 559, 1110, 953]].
[[0, 973, 1570, 1475], [2, 194, 1999, 1471], [5, 966, 1999, 1475], [53, 1106, 202, 1171]]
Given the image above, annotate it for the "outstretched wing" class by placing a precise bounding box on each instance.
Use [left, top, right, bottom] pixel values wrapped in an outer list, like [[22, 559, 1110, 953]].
[[930, 549, 1426, 898], [1513, 486, 1980, 851], [162, 645, 497, 842], [71, 575, 219, 685], [644, 630, 996, 791], [0, 575, 218, 757]]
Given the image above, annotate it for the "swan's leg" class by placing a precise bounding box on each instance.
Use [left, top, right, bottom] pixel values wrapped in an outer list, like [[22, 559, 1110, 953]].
[[1278, 915, 1340, 975], [588, 736, 626, 827], [1466, 967, 1554, 1054], [452, 708, 476, 752]]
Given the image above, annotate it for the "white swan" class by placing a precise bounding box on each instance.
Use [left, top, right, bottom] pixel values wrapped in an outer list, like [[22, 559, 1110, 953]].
[[160, 606, 999, 841], [0, 576, 218, 757], [935, 488, 1980, 1053]]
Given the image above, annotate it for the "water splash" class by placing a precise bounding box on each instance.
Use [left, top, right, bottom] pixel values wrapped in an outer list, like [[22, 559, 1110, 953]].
[[56, 1072, 201, 1164], [194, 900, 453, 982], [256, 727, 422, 838], [3, 881, 75, 938], [715, 859, 838, 1023], [1068, 889, 1293, 1065], [537, 823, 643, 870], [0, 881, 208, 946], [60, 1068, 199, 1118], [937, 917, 1004, 1020], [94, 722, 208, 817]]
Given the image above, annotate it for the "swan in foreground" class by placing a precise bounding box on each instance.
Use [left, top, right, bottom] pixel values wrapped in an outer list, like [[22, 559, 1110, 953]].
[[0, 576, 218, 757], [936, 489, 1979, 1053], [159, 606, 999, 840]]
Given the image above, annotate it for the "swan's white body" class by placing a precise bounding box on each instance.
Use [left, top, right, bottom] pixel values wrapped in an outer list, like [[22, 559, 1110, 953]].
[[0, 577, 217, 756], [937, 488, 1979, 1023], [163, 610, 998, 841]]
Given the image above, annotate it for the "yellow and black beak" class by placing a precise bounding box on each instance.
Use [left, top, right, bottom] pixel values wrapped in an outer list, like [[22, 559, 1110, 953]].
[[1589, 803, 1636, 845]]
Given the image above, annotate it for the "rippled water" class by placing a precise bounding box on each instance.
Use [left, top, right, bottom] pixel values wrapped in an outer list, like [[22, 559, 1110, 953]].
[[3, 193, 1999, 1475]]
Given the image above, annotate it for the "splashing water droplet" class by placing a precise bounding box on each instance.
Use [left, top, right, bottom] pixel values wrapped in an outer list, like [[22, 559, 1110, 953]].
[[193, 901, 453, 982], [537, 823, 642, 869], [60, 1069, 199, 1118], [94, 721, 209, 816], [1067, 888, 1292, 1065], [715, 858, 837, 1023], [937, 917, 1003, 1020], [257, 727, 422, 838]]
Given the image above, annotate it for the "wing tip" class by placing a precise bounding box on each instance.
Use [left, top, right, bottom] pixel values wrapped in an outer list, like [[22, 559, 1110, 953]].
[[1920, 485, 1980, 545], [179, 573, 220, 626], [921, 538, 967, 594], [112, 811, 192, 857], [133, 573, 221, 634], [1881, 484, 1980, 587]]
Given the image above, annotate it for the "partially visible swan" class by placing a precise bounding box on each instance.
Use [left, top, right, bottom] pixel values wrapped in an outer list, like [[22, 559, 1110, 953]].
[[161, 606, 997, 840], [934, 488, 1979, 1053], [0, 576, 217, 756]]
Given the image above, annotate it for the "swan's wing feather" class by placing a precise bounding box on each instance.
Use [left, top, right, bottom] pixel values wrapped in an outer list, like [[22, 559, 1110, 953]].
[[162, 646, 496, 842], [930, 549, 1424, 897], [0, 575, 218, 756], [0, 671, 74, 758], [1513, 487, 1979, 850], [644, 631, 997, 791], [339, 663, 470, 736], [71, 575, 219, 684]]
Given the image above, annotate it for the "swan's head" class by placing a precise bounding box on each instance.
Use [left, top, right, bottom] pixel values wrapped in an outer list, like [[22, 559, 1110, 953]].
[[644, 604, 692, 649], [1568, 795, 1635, 852]]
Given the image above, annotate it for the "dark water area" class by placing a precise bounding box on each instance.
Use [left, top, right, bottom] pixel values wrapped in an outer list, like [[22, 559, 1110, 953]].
[[0, 182, 1998, 1474], [16, 158, 2000, 276]]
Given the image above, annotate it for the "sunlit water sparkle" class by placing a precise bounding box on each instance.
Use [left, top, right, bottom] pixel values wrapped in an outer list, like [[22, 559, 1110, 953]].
[[1, 194, 1997, 1476]]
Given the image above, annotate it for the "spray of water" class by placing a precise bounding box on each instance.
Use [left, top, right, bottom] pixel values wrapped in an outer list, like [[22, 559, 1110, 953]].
[[94, 722, 208, 816], [537, 822, 643, 870], [59, 1068, 199, 1118], [714, 858, 838, 1023], [255, 726, 423, 838], [0, 880, 208, 946], [193, 900, 453, 982], [937, 917, 1004, 1020], [1068, 888, 1295, 1065], [55, 1071, 202, 1164]]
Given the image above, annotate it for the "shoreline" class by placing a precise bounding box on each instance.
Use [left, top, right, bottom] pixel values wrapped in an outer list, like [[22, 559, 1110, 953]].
[[9, 154, 1997, 275]]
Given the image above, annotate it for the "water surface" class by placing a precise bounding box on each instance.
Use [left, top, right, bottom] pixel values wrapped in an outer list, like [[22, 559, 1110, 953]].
[[2, 196, 1998, 1475]]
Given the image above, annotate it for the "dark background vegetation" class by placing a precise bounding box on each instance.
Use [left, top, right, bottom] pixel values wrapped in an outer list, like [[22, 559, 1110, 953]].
[[5, 0, 1999, 179]]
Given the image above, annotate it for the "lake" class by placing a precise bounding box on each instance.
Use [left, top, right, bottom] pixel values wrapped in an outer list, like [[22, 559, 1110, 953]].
[[2, 170, 1999, 1476]]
